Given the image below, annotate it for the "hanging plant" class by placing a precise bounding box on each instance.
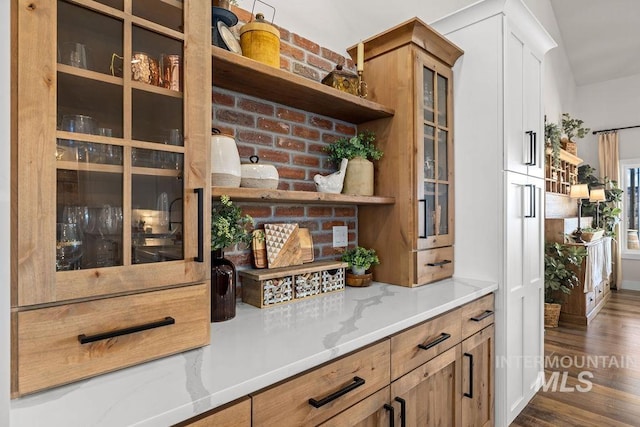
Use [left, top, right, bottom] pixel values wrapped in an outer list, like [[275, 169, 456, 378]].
[[545, 122, 562, 168]]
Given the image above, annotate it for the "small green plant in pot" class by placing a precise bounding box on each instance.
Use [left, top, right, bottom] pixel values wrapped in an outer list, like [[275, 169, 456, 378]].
[[341, 246, 380, 275], [324, 130, 383, 196], [544, 242, 587, 327]]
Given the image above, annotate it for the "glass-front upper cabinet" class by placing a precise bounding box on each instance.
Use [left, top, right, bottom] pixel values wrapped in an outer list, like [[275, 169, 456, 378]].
[[417, 55, 454, 250], [15, 0, 210, 306]]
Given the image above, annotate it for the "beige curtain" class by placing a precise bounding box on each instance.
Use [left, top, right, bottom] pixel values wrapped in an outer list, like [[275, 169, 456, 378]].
[[598, 131, 621, 287]]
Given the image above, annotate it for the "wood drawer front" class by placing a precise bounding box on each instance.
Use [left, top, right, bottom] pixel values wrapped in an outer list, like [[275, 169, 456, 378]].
[[251, 340, 391, 427], [461, 293, 495, 339], [390, 308, 461, 380], [319, 386, 391, 427], [16, 284, 210, 396], [415, 247, 454, 285]]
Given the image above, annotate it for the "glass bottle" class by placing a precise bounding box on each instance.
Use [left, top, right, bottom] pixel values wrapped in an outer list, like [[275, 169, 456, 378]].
[[211, 248, 236, 322]]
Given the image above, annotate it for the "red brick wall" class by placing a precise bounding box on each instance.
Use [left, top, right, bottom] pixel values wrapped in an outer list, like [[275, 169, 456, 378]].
[[215, 7, 359, 277]]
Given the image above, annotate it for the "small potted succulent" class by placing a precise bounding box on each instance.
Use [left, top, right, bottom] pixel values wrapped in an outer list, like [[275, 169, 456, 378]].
[[324, 130, 383, 196], [341, 245, 380, 275]]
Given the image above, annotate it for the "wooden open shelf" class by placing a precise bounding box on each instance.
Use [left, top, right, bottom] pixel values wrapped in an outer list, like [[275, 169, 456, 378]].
[[211, 46, 395, 124], [212, 187, 395, 205]]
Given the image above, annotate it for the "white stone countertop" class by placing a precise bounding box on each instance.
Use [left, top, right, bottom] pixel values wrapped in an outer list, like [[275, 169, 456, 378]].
[[10, 276, 497, 427]]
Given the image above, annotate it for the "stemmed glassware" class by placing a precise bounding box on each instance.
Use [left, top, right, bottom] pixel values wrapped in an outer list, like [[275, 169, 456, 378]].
[[56, 223, 83, 271]]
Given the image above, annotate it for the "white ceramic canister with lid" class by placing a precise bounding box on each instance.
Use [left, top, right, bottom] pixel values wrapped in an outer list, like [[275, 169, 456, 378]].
[[211, 129, 241, 187], [240, 155, 279, 189]]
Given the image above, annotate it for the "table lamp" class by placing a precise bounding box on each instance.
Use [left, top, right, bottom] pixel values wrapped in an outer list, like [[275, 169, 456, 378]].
[[569, 184, 590, 243], [589, 187, 607, 228]]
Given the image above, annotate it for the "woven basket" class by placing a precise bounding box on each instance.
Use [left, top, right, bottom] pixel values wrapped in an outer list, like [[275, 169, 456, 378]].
[[562, 140, 577, 156], [544, 303, 561, 328]]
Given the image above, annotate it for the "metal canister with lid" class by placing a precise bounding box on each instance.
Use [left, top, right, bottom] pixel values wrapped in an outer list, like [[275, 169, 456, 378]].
[[239, 10, 280, 68]]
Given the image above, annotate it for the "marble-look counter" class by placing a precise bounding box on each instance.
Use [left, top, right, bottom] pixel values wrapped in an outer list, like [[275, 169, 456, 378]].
[[10, 276, 497, 427]]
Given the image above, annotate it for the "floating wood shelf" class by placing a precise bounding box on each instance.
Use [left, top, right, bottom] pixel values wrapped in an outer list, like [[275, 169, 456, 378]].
[[211, 46, 395, 123], [212, 187, 395, 205]]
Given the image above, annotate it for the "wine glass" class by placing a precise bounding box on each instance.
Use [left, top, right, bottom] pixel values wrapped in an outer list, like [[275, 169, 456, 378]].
[[56, 223, 83, 271]]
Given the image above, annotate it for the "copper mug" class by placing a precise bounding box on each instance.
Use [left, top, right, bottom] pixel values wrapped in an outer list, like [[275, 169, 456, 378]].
[[161, 54, 182, 91], [131, 52, 159, 86]]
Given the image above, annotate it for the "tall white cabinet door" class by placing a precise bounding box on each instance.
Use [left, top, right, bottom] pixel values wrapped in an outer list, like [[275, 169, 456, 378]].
[[505, 26, 544, 178], [502, 171, 544, 423], [524, 49, 544, 179]]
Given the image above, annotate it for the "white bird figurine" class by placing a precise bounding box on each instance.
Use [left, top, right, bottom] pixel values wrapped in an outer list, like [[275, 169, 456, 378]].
[[314, 158, 348, 194]]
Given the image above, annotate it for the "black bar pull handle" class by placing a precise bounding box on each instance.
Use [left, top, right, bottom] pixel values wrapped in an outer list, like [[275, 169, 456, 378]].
[[78, 316, 175, 344], [464, 352, 474, 398], [384, 403, 395, 427], [426, 259, 452, 267], [418, 332, 451, 351], [308, 376, 365, 408], [531, 131, 537, 166], [395, 397, 407, 427], [194, 188, 204, 262], [418, 199, 427, 239], [470, 310, 494, 322], [524, 184, 535, 218], [525, 131, 537, 166]]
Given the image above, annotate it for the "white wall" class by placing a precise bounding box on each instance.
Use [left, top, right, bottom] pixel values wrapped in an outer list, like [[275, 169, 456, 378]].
[[574, 73, 640, 289], [1, 0, 11, 424], [237, 0, 478, 56]]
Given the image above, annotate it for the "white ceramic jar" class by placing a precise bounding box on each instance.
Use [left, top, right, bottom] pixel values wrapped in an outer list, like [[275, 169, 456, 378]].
[[240, 155, 279, 189], [211, 130, 241, 187]]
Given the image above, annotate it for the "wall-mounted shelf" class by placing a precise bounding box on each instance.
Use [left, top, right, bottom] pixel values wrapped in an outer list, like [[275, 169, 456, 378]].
[[545, 147, 582, 195], [211, 46, 395, 123], [212, 187, 395, 205]]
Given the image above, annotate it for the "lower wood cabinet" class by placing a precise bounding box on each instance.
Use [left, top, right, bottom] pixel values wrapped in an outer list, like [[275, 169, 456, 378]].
[[391, 344, 462, 425], [177, 294, 495, 427], [461, 324, 495, 427]]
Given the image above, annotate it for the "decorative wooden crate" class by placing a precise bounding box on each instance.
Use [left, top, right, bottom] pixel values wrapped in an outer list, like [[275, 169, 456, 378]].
[[240, 260, 348, 308]]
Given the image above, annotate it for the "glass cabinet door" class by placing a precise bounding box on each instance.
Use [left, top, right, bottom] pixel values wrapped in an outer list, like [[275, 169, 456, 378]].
[[43, 0, 209, 303], [417, 57, 454, 249]]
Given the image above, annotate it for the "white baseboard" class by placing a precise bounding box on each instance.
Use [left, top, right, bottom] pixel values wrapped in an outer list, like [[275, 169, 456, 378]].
[[620, 280, 640, 291]]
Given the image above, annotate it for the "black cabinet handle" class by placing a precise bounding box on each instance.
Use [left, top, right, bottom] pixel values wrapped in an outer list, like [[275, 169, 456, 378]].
[[418, 199, 427, 239], [418, 332, 451, 351], [308, 376, 365, 408], [395, 397, 406, 427], [464, 352, 474, 398], [194, 188, 204, 262], [384, 403, 395, 427], [78, 316, 175, 344], [426, 259, 452, 267], [525, 130, 537, 166], [470, 310, 494, 322], [524, 184, 536, 218]]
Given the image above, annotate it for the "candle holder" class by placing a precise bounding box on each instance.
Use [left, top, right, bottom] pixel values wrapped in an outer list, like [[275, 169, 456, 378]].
[[357, 70, 368, 98]]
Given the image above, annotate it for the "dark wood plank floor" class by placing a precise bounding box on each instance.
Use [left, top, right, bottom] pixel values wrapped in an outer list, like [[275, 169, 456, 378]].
[[512, 290, 640, 427]]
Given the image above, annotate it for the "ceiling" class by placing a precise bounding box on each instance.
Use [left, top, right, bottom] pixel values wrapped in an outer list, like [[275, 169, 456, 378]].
[[550, 0, 640, 86]]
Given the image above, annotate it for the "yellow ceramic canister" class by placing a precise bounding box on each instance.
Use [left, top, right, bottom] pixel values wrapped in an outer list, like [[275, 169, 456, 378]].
[[239, 13, 280, 68]]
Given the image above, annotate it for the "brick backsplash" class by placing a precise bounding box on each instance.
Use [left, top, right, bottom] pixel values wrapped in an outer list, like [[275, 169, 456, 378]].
[[215, 7, 360, 281]]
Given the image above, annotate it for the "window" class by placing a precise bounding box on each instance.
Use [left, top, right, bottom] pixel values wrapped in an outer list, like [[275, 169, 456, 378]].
[[621, 159, 640, 257]]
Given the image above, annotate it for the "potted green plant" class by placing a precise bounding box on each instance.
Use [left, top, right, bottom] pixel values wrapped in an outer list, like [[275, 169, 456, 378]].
[[560, 113, 590, 155], [210, 195, 253, 322], [544, 242, 587, 327], [341, 245, 380, 275], [324, 130, 383, 196], [545, 121, 562, 169]]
